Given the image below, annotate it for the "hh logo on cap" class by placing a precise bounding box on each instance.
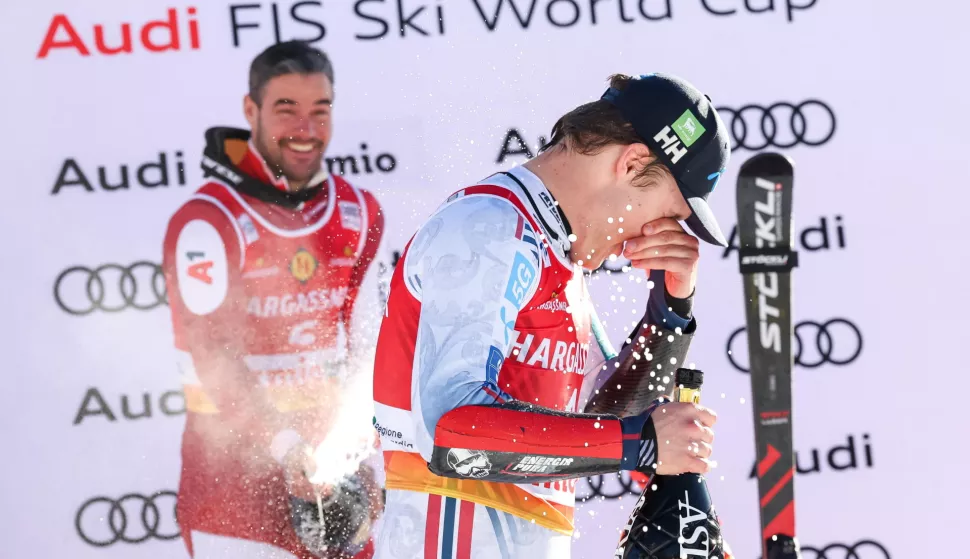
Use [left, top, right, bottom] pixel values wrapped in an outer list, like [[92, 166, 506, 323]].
[[654, 109, 706, 165]]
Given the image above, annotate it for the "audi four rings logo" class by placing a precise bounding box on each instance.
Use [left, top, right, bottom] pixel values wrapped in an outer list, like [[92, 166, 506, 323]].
[[715, 100, 836, 151], [575, 472, 643, 501], [796, 540, 890, 559], [75, 491, 179, 547], [727, 318, 863, 372], [54, 262, 166, 315]]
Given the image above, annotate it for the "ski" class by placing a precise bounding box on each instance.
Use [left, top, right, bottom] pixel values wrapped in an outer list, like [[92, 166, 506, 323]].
[[735, 152, 801, 559]]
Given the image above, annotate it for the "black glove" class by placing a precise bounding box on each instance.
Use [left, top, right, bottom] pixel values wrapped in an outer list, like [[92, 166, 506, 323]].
[[289, 471, 375, 558]]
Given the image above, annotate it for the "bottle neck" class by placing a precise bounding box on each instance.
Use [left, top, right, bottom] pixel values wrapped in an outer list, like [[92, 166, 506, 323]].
[[675, 387, 701, 404]]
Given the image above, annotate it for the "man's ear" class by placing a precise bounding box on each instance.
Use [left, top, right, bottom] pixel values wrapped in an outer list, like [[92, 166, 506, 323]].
[[243, 94, 259, 130], [616, 143, 654, 182]]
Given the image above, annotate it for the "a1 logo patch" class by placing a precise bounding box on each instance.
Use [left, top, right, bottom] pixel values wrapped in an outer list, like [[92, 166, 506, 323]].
[[176, 219, 228, 315], [186, 255, 214, 284]]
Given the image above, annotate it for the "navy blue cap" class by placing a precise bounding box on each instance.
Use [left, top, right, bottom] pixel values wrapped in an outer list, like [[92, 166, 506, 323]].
[[602, 73, 731, 247]]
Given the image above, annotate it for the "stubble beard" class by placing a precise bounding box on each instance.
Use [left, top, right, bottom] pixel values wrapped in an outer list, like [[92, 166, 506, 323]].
[[253, 120, 321, 188]]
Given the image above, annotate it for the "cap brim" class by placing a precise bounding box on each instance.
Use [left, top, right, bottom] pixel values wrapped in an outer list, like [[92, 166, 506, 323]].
[[684, 196, 727, 247]]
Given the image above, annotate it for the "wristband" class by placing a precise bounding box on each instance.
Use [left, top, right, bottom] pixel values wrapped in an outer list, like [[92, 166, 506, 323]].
[[664, 285, 694, 320], [618, 401, 660, 472], [636, 411, 659, 473]]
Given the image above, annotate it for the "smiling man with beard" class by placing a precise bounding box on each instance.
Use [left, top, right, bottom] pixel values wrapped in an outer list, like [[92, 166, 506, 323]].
[[246, 48, 331, 187], [162, 41, 386, 559]]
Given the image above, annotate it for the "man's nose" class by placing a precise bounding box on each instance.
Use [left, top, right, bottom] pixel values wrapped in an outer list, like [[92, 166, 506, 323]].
[[290, 115, 318, 136]]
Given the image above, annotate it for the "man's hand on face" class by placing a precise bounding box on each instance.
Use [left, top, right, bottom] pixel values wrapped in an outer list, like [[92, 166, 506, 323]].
[[623, 218, 700, 299]]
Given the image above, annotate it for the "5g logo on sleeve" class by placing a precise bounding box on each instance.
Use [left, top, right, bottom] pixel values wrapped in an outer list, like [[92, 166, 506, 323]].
[[497, 251, 538, 345], [504, 252, 536, 310]]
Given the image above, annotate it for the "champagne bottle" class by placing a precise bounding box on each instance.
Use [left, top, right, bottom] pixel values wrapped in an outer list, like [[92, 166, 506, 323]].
[[614, 368, 728, 559]]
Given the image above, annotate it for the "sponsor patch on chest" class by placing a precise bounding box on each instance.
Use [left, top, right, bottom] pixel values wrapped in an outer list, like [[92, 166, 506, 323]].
[[246, 287, 349, 317], [338, 201, 362, 231], [509, 332, 589, 374], [289, 248, 318, 283], [237, 213, 260, 245], [535, 299, 568, 313], [329, 244, 357, 267]]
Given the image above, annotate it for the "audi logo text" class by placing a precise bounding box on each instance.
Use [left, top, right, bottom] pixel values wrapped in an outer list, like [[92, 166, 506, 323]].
[[54, 262, 166, 315], [75, 491, 179, 546], [726, 318, 863, 372], [716, 100, 836, 151]]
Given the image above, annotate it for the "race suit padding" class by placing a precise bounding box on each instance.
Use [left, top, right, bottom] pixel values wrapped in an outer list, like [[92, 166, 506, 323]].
[[429, 400, 650, 482]]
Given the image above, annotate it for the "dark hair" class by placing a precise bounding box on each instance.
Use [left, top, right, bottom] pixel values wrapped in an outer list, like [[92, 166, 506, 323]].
[[248, 41, 334, 105], [541, 74, 670, 187]]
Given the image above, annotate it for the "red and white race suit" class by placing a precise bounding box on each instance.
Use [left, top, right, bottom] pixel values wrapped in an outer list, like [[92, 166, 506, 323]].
[[372, 166, 695, 558], [163, 138, 385, 559]]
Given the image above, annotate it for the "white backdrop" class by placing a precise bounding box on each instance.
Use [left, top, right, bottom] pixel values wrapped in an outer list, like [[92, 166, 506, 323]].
[[2, 0, 969, 557]]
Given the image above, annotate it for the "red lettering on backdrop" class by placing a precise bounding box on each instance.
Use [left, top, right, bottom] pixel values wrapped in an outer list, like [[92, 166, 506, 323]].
[[37, 15, 90, 58], [95, 23, 132, 55], [36, 8, 200, 59], [187, 7, 200, 49], [142, 9, 180, 52]]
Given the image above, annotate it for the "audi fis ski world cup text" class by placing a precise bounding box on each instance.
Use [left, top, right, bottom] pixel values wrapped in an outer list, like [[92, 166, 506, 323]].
[[34, 0, 823, 59]]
